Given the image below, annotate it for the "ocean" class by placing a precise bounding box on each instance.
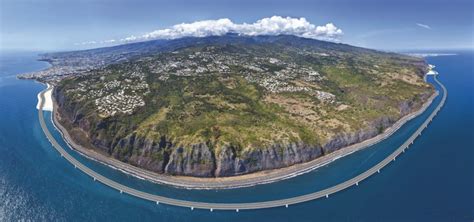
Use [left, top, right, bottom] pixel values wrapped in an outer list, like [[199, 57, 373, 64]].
[[0, 51, 472, 221]]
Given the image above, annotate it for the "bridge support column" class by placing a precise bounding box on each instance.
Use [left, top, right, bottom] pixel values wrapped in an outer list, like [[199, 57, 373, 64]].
[[285, 204, 288, 208], [236, 209, 239, 212], [356, 182, 359, 186], [326, 194, 329, 198], [191, 207, 194, 210], [377, 169, 380, 173], [93, 177, 96, 181], [120, 190, 123, 194], [210, 208, 213, 212], [156, 201, 159, 205]]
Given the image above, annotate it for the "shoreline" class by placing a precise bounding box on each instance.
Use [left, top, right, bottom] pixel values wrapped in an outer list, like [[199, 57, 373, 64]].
[[44, 74, 439, 190], [36, 73, 447, 210], [36, 83, 53, 111]]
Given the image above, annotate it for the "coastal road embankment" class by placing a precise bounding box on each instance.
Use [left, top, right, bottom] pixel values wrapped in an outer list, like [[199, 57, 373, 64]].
[[37, 75, 447, 211]]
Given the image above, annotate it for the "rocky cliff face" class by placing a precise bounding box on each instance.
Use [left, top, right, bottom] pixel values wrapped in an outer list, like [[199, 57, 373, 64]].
[[54, 86, 428, 178], [215, 142, 323, 176], [322, 116, 394, 153]]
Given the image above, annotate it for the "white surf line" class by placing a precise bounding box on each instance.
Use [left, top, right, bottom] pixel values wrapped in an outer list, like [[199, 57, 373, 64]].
[[37, 84, 53, 111], [45, 73, 440, 190], [37, 72, 447, 211]]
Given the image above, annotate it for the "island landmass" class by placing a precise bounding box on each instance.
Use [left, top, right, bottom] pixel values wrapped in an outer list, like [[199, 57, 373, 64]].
[[22, 34, 436, 188]]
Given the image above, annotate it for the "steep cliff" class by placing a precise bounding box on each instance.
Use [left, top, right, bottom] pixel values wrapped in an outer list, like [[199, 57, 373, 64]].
[[54, 86, 428, 177], [52, 34, 434, 178]]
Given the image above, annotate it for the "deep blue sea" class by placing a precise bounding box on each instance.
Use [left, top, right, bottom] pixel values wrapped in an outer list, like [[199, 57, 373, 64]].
[[0, 51, 472, 221]]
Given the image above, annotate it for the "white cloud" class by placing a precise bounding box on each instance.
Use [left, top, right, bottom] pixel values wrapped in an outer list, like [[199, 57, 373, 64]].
[[101, 39, 116, 43], [74, 41, 97, 45], [130, 18, 236, 41], [122, 16, 343, 42], [416, 23, 432, 29], [75, 39, 116, 46], [78, 16, 342, 46]]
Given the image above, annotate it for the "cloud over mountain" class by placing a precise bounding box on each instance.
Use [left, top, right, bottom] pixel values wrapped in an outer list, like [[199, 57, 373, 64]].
[[77, 16, 343, 45], [122, 16, 343, 42]]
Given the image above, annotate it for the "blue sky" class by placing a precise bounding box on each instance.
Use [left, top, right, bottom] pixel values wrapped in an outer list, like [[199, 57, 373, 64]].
[[1, 0, 472, 52]]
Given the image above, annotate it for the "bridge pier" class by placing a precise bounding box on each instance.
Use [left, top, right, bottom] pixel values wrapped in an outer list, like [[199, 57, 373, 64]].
[[34, 76, 446, 211], [356, 182, 359, 186], [156, 201, 159, 205]]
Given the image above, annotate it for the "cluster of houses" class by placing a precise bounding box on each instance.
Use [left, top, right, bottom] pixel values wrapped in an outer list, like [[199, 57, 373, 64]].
[[95, 91, 146, 117], [143, 48, 333, 101], [65, 68, 150, 117], [62, 46, 339, 118]]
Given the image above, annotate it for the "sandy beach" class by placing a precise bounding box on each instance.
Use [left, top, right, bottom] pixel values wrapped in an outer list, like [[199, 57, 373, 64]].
[[37, 84, 53, 111], [46, 74, 439, 189]]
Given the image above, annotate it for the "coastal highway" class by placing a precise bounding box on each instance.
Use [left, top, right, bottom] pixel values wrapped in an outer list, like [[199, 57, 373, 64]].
[[38, 75, 447, 211]]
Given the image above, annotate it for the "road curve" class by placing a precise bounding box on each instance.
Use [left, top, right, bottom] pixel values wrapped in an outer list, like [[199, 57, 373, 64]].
[[38, 75, 446, 211]]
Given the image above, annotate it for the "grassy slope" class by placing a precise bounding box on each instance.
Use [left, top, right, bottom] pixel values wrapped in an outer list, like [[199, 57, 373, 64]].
[[57, 38, 432, 160]]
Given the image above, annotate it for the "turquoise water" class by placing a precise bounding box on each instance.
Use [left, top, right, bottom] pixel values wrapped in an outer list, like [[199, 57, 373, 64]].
[[0, 51, 472, 221]]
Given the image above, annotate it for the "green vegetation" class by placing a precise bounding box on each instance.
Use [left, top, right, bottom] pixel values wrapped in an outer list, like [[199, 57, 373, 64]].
[[56, 35, 433, 160]]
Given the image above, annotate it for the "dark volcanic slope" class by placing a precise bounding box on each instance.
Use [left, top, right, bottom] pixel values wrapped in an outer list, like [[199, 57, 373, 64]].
[[52, 35, 433, 177]]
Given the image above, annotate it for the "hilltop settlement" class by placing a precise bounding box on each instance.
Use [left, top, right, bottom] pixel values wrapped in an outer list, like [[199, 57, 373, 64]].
[[20, 35, 434, 177]]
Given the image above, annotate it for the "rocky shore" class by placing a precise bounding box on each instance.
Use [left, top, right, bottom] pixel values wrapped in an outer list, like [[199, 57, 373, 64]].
[[50, 83, 437, 189]]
